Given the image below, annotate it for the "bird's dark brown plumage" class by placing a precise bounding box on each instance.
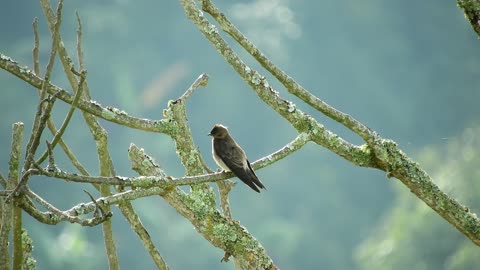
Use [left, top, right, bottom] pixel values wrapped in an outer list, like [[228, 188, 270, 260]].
[[209, 124, 266, 193]]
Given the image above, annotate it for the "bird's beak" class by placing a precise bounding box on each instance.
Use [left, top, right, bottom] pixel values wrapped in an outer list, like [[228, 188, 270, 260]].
[[207, 133, 212, 136]]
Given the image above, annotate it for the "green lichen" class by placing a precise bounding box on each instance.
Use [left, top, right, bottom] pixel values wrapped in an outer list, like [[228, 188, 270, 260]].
[[21, 229, 36, 270], [184, 149, 200, 167], [212, 223, 238, 242], [234, 236, 272, 268], [186, 189, 215, 220]]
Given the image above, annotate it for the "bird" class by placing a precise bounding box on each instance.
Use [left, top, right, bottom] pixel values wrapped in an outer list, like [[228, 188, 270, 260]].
[[208, 124, 266, 193]]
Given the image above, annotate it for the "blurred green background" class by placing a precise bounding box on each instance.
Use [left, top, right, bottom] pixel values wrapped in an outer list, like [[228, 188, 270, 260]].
[[1, 0, 480, 269]]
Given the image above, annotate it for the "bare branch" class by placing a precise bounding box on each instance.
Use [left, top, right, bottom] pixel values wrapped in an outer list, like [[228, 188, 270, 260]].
[[16, 94, 58, 191], [177, 73, 209, 101], [32, 17, 40, 75], [75, 11, 85, 70], [0, 54, 175, 133], [0, 123, 24, 269], [83, 190, 110, 218], [46, 119, 90, 175], [21, 188, 111, 227], [36, 69, 86, 165]]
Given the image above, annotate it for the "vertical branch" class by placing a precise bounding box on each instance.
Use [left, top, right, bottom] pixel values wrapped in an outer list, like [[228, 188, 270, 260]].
[[12, 125, 25, 270], [36, 70, 86, 164], [39, 1, 120, 269], [23, 0, 63, 179], [216, 181, 234, 220], [0, 123, 24, 269], [75, 11, 85, 70], [12, 197, 23, 270], [168, 74, 214, 201], [32, 8, 87, 175], [32, 17, 40, 75]]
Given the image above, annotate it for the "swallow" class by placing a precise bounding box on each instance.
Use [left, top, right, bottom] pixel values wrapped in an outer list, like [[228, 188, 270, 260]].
[[208, 124, 266, 193]]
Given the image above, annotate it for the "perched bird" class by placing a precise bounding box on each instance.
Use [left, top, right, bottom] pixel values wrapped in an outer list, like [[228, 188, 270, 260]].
[[208, 124, 266, 193]]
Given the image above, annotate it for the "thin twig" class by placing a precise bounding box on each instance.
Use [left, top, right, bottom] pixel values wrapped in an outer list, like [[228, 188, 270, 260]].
[[32, 17, 40, 75], [45, 141, 58, 173], [177, 73, 209, 102], [46, 119, 90, 175], [25, 188, 111, 226], [40, 0, 63, 94], [36, 69, 86, 164], [16, 94, 59, 191], [76, 11, 85, 70], [83, 190, 108, 218]]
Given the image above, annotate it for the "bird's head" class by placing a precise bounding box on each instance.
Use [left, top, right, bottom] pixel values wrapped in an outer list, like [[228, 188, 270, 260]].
[[208, 124, 228, 138]]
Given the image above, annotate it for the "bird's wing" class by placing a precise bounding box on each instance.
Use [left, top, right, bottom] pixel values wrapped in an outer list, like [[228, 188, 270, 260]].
[[214, 140, 265, 192]]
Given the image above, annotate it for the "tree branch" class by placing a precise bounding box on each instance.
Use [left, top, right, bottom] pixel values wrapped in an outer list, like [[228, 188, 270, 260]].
[[0, 53, 174, 133], [0, 123, 24, 269], [23, 188, 111, 226], [31, 132, 308, 189], [457, 0, 480, 37], [36, 69, 86, 165]]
